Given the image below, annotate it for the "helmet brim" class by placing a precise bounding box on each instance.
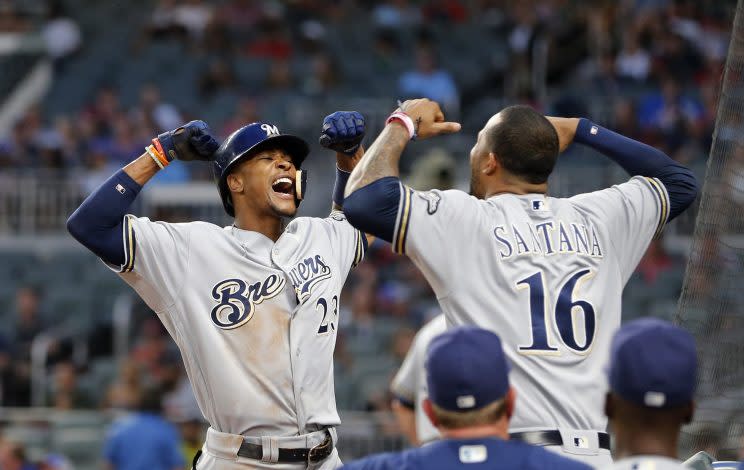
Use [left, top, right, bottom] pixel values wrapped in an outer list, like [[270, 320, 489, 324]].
[[221, 134, 309, 177]]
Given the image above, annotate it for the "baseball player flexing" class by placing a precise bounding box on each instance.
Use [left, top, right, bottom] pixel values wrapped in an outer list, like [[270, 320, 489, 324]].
[[341, 99, 698, 466], [390, 314, 446, 446], [67, 111, 369, 469]]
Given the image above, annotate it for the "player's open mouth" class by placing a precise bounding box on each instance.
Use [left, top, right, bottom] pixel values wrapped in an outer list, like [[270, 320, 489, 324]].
[[271, 176, 295, 199]]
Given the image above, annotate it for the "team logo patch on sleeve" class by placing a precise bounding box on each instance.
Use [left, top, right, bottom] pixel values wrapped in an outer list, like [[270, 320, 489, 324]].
[[417, 191, 441, 215]]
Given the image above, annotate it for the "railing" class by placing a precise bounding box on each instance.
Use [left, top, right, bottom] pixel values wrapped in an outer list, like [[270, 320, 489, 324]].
[[0, 168, 699, 240], [0, 408, 406, 469]]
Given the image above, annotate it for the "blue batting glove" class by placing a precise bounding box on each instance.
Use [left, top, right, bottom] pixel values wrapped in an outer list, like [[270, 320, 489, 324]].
[[319, 111, 365, 156], [154, 120, 220, 162]]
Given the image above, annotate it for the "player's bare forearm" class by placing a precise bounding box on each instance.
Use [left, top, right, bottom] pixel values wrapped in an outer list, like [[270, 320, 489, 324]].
[[123, 153, 162, 186], [345, 124, 409, 197], [336, 144, 365, 173]]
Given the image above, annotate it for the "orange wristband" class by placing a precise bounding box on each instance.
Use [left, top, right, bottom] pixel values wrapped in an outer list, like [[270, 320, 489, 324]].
[[150, 139, 170, 167]]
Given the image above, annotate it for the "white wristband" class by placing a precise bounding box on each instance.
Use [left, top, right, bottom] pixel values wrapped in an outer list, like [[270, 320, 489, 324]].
[[145, 145, 165, 170], [386, 112, 416, 140]]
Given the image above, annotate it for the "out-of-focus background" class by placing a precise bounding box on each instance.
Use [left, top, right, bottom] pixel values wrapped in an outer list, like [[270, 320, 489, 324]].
[[0, 0, 740, 468]]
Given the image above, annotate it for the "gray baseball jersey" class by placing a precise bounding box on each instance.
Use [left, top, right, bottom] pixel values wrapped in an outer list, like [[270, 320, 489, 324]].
[[390, 176, 669, 432], [390, 314, 446, 444], [604, 456, 688, 470], [111, 211, 365, 436]]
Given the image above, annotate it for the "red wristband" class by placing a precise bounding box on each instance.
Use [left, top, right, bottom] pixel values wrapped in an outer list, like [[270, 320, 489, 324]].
[[386, 112, 416, 140]]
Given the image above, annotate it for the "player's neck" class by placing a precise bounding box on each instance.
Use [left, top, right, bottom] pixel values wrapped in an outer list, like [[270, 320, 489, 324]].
[[233, 213, 283, 242], [483, 178, 548, 199], [613, 427, 680, 460], [440, 422, 509, 440]]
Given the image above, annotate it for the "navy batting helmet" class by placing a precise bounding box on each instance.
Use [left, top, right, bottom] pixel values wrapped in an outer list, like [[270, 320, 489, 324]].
[[213, 122, 310, 217]]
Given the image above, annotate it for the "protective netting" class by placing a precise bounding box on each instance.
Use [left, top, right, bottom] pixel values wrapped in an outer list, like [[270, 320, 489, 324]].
[[676, 0, 744, 460]]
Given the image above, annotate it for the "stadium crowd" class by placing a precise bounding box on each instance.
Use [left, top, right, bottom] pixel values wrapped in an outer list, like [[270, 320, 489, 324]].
[[0, 0, 740, 468]]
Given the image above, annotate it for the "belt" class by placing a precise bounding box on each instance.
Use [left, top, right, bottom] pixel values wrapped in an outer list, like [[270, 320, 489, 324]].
[[236, 431, 334, 464], [510, 430, 611, 450]]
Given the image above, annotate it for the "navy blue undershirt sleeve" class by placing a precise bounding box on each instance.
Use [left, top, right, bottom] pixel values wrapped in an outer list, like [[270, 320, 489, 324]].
[[573, 118, 698, 220], [392, 394, 415, 410], [66, 170, 142, 267], [343, 176, 401, 243]]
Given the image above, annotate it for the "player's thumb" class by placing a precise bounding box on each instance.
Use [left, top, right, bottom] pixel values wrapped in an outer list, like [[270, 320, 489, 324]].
[[432, 121, 461, 134]]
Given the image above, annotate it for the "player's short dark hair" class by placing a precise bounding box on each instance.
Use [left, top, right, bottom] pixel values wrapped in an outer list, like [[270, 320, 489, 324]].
[[431, 398, 507, 429], [486, 105, 559, 184]]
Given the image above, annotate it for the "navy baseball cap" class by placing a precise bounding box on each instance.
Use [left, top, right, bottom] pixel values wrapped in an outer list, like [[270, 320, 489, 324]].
[[608, 318, 697, 408], [426, 326, 510, 411]]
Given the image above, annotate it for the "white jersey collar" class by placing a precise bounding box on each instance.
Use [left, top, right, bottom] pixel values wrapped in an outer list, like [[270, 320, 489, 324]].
[[228, 225, 276, 264]]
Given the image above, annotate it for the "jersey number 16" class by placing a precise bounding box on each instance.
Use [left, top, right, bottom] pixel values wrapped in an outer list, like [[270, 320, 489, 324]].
[[517, 269, 596, 354]]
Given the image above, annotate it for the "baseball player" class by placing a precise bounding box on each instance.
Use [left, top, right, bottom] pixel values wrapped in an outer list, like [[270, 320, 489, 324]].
[[67, 111, 369, 469], [390, 314, 446, 446], [603, 318, 697, 470], [341, 326, 592, 470], [341, 99, 698, 466]]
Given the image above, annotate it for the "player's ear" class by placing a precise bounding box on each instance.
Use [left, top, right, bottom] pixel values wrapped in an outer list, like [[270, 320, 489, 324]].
[[504, 387, 516, 419], [483, 152, 499, 175], [604, 393, 614, 419], [227, 172, 244, 194], [422, 399, 439, 428]]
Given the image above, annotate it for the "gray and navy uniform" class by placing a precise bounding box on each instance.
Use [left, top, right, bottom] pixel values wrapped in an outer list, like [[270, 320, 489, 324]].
[[113, 211, 365, 469], [384, 176, 668, 466], [390, 314, 446, 445], [605, 456, 689, 470], [343, 118, 698, 467]]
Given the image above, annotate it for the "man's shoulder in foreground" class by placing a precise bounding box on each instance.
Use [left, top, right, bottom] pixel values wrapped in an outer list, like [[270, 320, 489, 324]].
[[341, 437, 592, 470]]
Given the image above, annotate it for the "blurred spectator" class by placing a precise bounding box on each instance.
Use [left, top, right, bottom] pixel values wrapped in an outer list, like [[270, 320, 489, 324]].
[[265, 59, 294, 91], [405, 148, 456, 190], [41, 1, 81, 65], [220, 97, 260, 136], [398, 46, 459, 114], [616, 31, 651, 81], [0, 3, 30, 33], [214, 0, 260, 36], [173, 0, 213, 41], [48, 362, 93, 409], [12, 287, 47, 362], [638, 78, 704, 134], [0, 440, 35, 470], [38, 454, 72, 470], [423, 0, 467, 23], [198, 58, 237, 98], [146, 0, 187, 42], [104, 359, 143, 410], [109, 116, 146, 165], [135, 84, 183, 133], [301, 52, 341, 96], [0, 334, 27, 407], [247, 19, 292, 60], [172, 412, 205, 467], [129, 317, 179, 383], [372, 29, 402, 73], [103, 387, 185, 470], [83, 87, 122, 137], [372, 0, 421, 28], [389, 328, 416, 364]]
